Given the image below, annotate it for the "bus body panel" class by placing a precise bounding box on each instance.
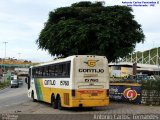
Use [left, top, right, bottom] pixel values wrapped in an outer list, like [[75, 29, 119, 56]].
[[71, 55, 109, 107], [28, 78, 38, 100], [28, 55, 109, 108]]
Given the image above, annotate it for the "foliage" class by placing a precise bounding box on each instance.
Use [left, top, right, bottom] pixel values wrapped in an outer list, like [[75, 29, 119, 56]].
[[141, 79, 160, 91], [0, 81, 10, 89], [37, 1, 145, 62], [126, 47, 160, 65]]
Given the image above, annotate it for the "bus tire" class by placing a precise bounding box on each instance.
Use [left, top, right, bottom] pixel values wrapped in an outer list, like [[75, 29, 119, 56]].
[[32, 91, 36, 102], [57, 97, 63, 110], [51, 95, 57, 109]]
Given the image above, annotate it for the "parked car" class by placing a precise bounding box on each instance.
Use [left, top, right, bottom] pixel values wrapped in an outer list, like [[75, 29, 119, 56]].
[[148, 75, 156, 80], [18, 80, 23, 85], [11, 80, 19, 88]]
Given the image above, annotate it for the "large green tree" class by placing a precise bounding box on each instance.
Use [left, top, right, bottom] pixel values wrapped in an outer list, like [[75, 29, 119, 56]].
[[37, 1, 145, 62]]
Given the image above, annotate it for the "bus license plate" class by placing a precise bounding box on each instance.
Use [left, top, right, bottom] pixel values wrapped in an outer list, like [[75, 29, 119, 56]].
[[91, 93, 97, 96]]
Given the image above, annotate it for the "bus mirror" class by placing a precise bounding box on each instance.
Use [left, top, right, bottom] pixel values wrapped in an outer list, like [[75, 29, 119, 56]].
[[28, 76, 30, 90]]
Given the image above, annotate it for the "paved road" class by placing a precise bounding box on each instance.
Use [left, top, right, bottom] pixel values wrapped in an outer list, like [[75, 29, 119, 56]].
[[0, 82, 28, 109], [1, 101, 160, 120], [0, 84, 160, 115], [0, 83, 160, 120]]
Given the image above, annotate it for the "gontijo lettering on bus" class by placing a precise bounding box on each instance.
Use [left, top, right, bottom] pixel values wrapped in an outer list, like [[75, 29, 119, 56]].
[[79, 69, 104, 73], [44, 80, 56, 85]]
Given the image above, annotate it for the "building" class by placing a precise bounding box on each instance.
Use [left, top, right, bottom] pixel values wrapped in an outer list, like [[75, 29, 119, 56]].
[[109, 62, 160, 78]]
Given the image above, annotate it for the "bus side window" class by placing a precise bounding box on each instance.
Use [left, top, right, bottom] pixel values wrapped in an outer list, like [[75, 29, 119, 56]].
[[58, 64, 63, 76], [48, 65, 55, 77], [39, 67, 43, 77], [44, 66, 49, 77], [62, 64, 67, 76], [45, 61, 71, 78], [35, 68, 39, 77], [66, 62, 70, 77], [55, 65, 59, 77]]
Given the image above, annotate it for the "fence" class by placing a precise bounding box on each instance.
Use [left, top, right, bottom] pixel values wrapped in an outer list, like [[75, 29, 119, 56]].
[[141, 90, 160, 105]]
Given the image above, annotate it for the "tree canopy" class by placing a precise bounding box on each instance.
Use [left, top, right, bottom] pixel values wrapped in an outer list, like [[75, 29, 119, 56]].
[[37, 1, 145, 62]]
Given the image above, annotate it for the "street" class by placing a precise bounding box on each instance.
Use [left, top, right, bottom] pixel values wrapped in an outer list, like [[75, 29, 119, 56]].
[[0, 82, 28, 109], [0, 83, 160, 120]]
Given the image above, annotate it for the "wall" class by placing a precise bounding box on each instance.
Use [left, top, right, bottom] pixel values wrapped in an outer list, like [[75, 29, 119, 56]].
[[121, 67, 132, 77], [109, 66, 133, 78], [141, 90, 160, 105]]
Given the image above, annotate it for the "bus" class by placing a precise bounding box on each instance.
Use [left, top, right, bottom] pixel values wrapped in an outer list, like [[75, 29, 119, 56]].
[[28, 55, 109, 109]]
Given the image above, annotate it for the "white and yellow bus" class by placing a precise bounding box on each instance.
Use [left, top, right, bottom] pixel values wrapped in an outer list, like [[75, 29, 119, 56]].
[[28, 55, 109, 109]]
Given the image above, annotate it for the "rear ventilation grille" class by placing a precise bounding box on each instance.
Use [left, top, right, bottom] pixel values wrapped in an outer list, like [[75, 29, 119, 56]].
[[64, 93, 69, 105]]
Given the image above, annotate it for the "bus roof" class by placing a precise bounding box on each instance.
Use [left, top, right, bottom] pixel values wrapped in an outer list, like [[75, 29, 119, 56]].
[[31, 55, 106, 68]]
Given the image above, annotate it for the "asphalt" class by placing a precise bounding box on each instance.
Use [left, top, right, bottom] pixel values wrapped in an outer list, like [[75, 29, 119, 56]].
[[0, 82, 29, 109], [0, 81, 160, 120]]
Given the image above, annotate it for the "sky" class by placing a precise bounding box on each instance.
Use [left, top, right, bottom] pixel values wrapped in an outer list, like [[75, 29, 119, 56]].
[[0, 0, 160, 62]]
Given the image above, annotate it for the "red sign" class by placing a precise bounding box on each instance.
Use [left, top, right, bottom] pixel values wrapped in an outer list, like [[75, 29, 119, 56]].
[[78, 90, 104, 94], [123, 88, 138, 100]]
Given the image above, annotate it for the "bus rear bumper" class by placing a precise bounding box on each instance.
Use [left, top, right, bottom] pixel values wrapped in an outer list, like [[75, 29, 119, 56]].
[[71, 98, 109, 107]]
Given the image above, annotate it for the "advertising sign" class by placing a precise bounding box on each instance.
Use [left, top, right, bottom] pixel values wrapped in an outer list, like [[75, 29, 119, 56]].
[[109, 83, 141, 104]]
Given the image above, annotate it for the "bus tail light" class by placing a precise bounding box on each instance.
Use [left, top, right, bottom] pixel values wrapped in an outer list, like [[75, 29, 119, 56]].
[[106, 89, 109, 97], [72, 90, 75, 97]]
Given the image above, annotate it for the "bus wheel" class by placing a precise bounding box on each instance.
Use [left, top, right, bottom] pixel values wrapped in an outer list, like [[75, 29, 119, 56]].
[[57, 97, 63, 110], [51, 96, 57, 109], [32, 91, 36, 102]]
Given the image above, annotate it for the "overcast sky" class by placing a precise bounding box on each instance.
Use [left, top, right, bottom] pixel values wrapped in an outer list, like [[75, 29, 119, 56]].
[[0, 0, 160, 62]]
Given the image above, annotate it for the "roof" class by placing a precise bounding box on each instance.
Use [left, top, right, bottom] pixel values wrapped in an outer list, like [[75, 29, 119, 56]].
[[109, 62, 160, 71]]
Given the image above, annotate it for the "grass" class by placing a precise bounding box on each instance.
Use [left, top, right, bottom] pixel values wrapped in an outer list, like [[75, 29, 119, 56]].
[[0, 81, 10, 89], [141, 79, 160, 91]]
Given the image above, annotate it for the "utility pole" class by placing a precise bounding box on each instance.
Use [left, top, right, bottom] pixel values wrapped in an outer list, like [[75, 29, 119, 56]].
[[3, 42, 8, 71], [3, 42, 8, 59], [18, 53, 21, 73], [3, 42, 8, 82], [18, 53, 21, 60]]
